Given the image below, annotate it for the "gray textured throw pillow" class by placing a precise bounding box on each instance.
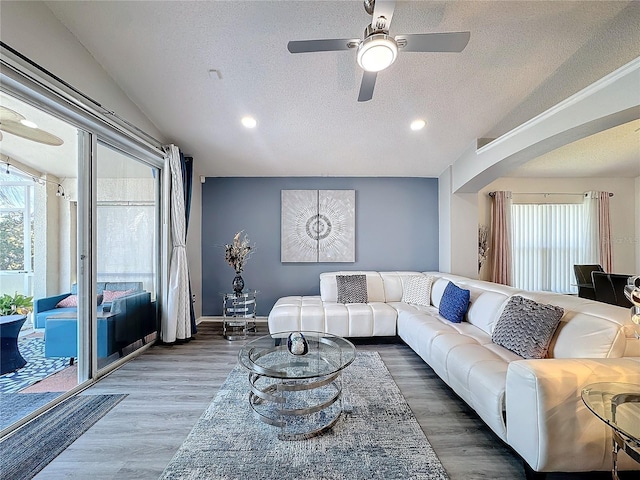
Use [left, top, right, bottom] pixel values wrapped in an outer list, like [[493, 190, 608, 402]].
[[336, 274, 368, 304], [492, 295, 564, 359]]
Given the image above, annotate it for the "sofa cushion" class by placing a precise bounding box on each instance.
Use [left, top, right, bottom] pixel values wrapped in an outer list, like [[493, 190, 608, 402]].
[[466, 291, 510, 335], [336, 275, 368, 304], [430, 277, 450, 309], [439, 282, 470, 323], [402, 275, 434, 307], [56, 294, 78, 308], [103, 289, 135, 303], [492, 295, 564, 359]]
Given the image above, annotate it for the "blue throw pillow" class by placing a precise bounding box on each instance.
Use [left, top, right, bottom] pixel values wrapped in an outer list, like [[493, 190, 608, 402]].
[[439, 282, 470, 323]]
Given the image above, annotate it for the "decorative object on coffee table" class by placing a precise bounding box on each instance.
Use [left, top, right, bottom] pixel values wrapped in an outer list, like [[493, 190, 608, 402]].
[[224, 231, 254, 294], [287, 332, 308, 355]]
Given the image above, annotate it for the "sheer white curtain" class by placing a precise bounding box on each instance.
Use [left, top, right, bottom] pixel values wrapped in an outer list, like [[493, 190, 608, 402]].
[[161, 144, 191, 342], [583, 191, 613, 272]]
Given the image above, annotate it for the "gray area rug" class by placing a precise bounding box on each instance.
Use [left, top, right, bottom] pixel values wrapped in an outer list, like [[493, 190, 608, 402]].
[[160, 351, 449, 480], [0, 393, 127, 480], [0, 392, 61, 430]]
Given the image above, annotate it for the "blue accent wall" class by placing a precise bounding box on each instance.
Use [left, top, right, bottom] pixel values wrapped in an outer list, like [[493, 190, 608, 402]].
[[201, 177, 438, 316]]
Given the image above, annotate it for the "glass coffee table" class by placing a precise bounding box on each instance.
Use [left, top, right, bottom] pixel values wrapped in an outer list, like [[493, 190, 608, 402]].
[[582, 382, 640, 479], [238, 331, 356, 440]]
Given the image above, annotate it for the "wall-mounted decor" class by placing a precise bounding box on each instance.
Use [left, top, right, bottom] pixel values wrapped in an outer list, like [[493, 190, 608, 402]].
[[281, 189, 355, 263]]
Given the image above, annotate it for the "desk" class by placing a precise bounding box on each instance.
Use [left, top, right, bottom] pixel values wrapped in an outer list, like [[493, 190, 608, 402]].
[[0, 314, 28, 374], [582, 382, 640, 479]]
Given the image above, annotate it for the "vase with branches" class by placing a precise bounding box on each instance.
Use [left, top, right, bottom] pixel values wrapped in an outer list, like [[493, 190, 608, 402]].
[[478, 224, 489, 274], [224, 231, 254, 294]]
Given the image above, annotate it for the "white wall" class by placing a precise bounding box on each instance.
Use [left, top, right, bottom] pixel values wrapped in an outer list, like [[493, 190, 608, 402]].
[[479, 177, 638, 277], [438, 167, 452, 273], [636, 176, 640, 274], [0, 1, 162, 140], [439, 167, 483, 279]]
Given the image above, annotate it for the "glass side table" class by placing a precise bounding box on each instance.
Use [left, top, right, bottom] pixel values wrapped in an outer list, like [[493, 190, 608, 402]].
[[582, 382, 640, 479], [222, 290, 257, 340]]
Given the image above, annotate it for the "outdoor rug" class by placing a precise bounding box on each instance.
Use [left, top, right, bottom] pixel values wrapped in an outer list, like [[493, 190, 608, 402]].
[[159, 351, 449, 480], [0, 392, 61, 430], [0, 337, 69, 394], [0, 393, 127, 480]]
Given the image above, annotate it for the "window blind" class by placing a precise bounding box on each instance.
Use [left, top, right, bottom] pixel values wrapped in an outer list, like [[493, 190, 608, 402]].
[[511, 203, 585, 293]]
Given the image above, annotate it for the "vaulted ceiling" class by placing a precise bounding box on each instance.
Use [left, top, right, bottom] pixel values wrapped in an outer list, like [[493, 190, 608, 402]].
[[4, 1, 640, 180]]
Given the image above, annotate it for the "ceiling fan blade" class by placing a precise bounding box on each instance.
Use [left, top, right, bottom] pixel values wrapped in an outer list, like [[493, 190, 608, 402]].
[[358, 71, 377, 102], [287, 39, 359, 53], [396, 32, 471, 52], [0, 106, 64, 146], [371, 0, 396, 31], [0, 106, 25, 122], [0, 123, 64, 146]]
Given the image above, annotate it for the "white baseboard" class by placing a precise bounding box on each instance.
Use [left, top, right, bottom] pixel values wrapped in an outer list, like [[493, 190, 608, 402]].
[[196, 316, 268, 324]]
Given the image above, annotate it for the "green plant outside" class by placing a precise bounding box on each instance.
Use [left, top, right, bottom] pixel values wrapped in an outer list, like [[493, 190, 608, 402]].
[[0, 292, 34, 316]]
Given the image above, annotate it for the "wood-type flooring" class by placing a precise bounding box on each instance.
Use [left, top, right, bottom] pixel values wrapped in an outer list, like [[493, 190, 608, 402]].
[[31, 322, 634, 479]]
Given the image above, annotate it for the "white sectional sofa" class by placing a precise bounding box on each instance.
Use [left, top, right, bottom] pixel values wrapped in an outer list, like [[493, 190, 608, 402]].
[[268, 271, 640, 476]]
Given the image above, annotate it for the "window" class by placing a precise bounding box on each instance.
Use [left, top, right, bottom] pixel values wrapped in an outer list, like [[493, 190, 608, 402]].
[[511, 203, 585, 293], [0, 169, 34, 297]]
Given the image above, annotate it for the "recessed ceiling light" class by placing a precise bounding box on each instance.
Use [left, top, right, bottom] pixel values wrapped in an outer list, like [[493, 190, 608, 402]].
[[241, 116, 257, 129], [20, 119, 38, 129], [410, 119, 426, 131]]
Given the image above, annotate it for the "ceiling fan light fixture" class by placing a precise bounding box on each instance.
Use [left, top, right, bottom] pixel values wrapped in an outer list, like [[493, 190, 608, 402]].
[[357, 34, 397, 72]]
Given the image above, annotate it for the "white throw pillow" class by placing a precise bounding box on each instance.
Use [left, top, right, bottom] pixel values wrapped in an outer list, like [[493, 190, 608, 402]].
[[402, 275, 434, 307]]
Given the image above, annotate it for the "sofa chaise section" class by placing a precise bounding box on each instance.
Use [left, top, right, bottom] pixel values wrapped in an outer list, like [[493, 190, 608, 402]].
[[269, 271, 399, 337]]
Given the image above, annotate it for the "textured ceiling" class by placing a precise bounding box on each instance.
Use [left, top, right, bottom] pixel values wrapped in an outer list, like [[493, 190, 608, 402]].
[[18, 1, 640, 179], [509, 119, 640, 178]]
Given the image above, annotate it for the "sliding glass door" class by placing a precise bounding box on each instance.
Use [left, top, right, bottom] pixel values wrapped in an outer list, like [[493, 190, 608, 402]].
[[95, 142, 159, 369], [1, 72, 163, 433]]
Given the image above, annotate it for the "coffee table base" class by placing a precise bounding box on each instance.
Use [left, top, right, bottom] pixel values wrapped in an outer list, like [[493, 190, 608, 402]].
[[248, 371, 344, 440]]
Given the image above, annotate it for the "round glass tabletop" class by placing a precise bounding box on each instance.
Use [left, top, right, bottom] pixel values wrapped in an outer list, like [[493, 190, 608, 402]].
[[238, 331, 356, 380], [582, 382, 640, 443]]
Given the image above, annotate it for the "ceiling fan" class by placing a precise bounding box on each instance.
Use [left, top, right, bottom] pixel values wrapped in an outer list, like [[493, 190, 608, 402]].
[[287, 0, 470, 102], [0, 106, 64, 146]]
